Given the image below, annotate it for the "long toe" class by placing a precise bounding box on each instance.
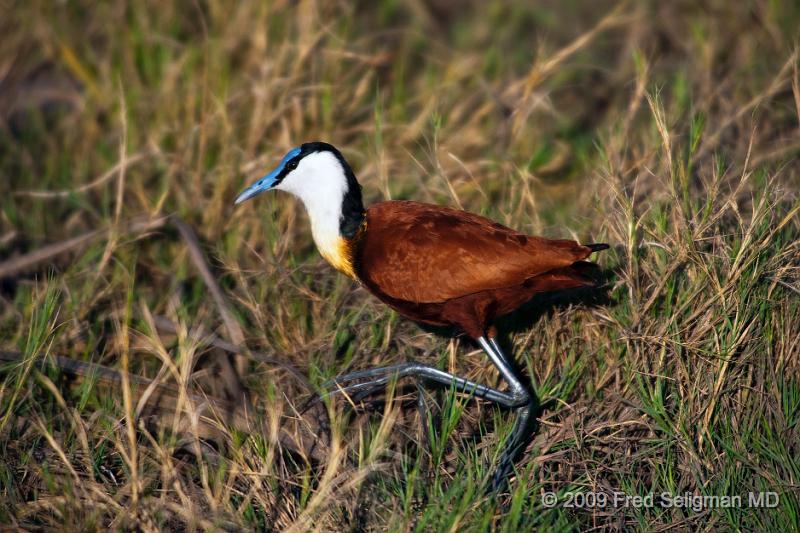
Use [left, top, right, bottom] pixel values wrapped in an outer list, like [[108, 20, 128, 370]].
[[488, 401, 539, 494], [320, 372, 401, 404], [333, 377, 393, 401], [321, 363, 416, 391]]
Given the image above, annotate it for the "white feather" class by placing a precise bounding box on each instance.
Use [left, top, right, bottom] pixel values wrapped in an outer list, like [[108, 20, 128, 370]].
[[274, 151, 348, 259]]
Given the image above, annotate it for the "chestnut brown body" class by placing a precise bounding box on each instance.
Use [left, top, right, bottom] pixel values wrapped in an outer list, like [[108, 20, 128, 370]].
[[354, 200, 601, 338]]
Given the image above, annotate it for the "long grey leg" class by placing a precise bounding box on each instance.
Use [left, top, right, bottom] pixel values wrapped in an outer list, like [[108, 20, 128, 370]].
[[480, 337, 539, 493], [319, 337, 539, 493], [477, 337, 530, 402], [322, 362, 524, 407]]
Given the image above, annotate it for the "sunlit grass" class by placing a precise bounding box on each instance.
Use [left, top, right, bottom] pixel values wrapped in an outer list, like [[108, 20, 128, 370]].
[[1, 1, 799, 530]]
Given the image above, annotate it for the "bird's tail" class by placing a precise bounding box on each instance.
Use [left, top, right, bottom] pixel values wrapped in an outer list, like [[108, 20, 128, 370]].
[[586, 243, 609, 252]]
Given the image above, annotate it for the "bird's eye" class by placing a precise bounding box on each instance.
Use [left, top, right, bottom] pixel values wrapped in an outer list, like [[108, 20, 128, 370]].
[[286, 160, 298, 170]]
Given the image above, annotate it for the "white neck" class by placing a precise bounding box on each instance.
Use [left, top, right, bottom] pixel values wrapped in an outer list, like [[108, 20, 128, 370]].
[[274, 151, 348, 266], [305, 190, 344, 255]]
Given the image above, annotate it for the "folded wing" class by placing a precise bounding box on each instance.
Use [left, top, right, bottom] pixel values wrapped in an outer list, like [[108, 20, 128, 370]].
[[357, 201, 596, 303]]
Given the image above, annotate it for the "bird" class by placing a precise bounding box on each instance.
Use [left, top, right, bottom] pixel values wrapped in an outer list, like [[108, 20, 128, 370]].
[[234, 141, 607, 491]]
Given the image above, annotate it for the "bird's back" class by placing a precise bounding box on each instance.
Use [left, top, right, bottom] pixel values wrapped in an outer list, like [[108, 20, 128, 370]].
[[355, 201, 599, 304]]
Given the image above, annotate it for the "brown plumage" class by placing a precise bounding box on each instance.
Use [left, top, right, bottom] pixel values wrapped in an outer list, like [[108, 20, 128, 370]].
[[234, 141, 607, 493], [354, 200, 600, 338]]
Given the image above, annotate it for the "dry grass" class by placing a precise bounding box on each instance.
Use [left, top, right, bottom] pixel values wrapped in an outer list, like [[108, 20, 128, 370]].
[[1, 1, 799, 530]]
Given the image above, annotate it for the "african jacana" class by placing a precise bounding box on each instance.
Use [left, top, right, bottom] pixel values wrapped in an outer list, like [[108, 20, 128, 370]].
[[235, 142, 607, 491]]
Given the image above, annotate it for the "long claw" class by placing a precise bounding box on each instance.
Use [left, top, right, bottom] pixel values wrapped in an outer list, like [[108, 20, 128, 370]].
[[321, 365, 406, 390], [329, 376, 394, 401], [487, 398, 540, 493], [320, 367, 405, 402]]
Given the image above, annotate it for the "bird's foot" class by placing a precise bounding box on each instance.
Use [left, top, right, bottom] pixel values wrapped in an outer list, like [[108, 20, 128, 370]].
[[326, 375, 397, 404], [318, 362, 524, 407], [487, 398, 540, 494], [317, 363, 417, 404]]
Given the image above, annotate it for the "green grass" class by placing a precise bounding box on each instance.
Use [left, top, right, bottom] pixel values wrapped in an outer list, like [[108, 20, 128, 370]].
[[2, 1, 799, 530]]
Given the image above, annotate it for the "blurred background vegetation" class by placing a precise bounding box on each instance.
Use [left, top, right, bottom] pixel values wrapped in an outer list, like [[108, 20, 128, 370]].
[[1, 1, 799, 530]]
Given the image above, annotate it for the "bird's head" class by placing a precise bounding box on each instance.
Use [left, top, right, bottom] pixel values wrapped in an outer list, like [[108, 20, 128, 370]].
[[236, 142, 348, 200], [234, 142, 365, 276]]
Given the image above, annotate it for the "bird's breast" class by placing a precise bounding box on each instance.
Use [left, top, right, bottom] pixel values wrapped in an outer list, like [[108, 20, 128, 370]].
[[316, 235, 358, 279]]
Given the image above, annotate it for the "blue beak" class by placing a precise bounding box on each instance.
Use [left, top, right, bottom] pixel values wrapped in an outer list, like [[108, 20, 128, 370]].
[[234, 170, 280, 205], [234, 147, 302, 205]]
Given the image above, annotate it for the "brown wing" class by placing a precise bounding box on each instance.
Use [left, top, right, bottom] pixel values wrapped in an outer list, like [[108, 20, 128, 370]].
[[356, 201, 596, 303]]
